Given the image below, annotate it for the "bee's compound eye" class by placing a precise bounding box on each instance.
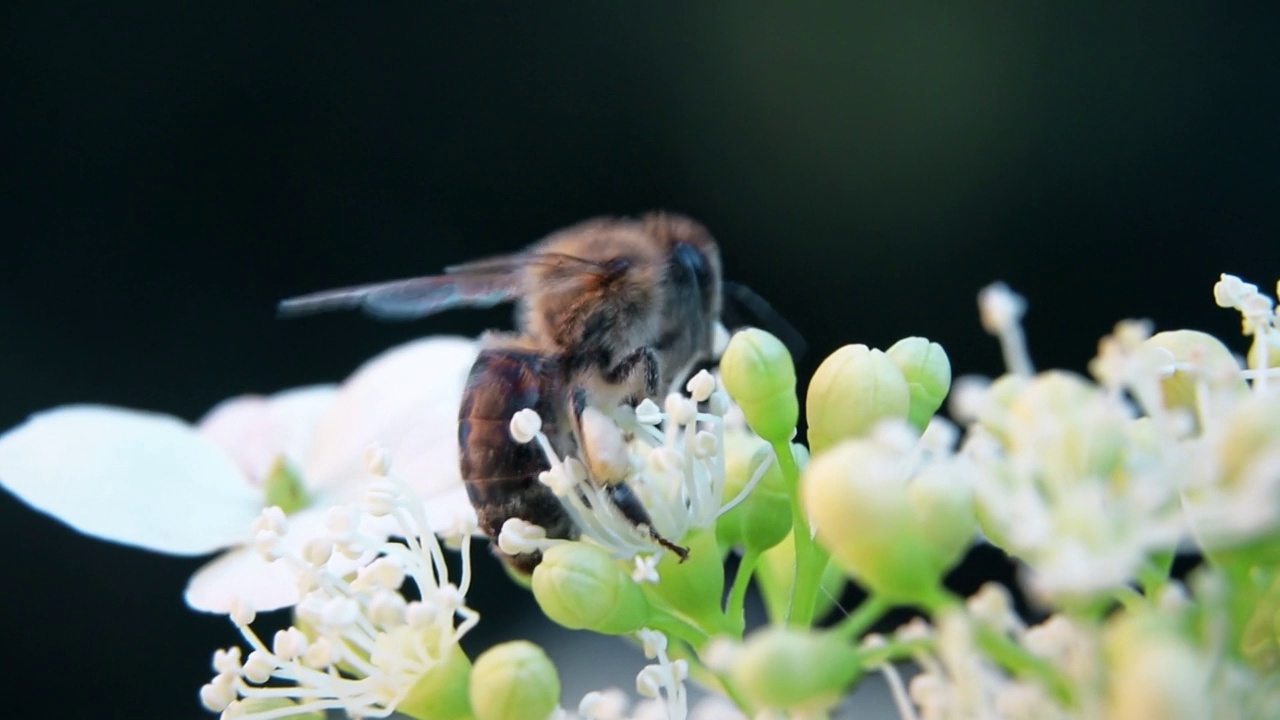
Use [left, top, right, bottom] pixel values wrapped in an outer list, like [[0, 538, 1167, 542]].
[[674, 242, 710, 285]]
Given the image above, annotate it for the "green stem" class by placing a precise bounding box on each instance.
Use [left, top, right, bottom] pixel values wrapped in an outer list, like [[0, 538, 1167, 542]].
[[927, 590, 1077, 707], [834, 594, 892, 643], [774, 440, 823, 627], [975, 625, 1076, 707], [856, 637, 933, 669], [1138, 551, 1174, 599], [675, 641, 755, 716], [725, 549, 760, 637], [647, 607, 712, 648]]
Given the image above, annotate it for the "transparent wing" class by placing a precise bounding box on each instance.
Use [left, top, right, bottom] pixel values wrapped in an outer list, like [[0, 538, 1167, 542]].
[[444, 250, 611, 277], [277, 273, 523, 320]]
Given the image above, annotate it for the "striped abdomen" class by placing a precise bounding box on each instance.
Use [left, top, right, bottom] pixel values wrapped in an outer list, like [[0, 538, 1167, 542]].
[[457, 349, 577, 573]]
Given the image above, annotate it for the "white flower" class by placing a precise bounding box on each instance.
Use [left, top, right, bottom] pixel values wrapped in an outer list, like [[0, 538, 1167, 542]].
[[200, 453, 479, 720], [0, 337, 479, 612], [498, 370, 759, 569]]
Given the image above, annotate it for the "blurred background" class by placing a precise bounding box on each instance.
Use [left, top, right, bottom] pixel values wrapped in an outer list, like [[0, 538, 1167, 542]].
[[2, 3, 1277, 718]]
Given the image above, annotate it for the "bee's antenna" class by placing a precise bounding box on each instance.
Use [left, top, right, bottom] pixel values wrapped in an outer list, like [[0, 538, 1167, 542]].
[[722, 281, 807, 361]]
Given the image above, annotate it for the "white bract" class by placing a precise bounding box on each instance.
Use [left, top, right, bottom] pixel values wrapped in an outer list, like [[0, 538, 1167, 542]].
[[0, 337, 479, 612]]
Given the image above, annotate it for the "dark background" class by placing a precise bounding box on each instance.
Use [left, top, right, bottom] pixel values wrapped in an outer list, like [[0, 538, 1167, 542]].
[[3, 4, 1276, 719]]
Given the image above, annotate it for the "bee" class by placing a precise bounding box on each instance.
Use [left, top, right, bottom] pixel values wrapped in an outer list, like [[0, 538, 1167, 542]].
[[279, 213, 724, 572]]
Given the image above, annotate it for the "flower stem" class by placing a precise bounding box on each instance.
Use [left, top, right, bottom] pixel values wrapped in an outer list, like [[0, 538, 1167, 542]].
[[974, 625, 1076, 707], [647, 607, 712, 648], [773, 440, 823, 627], [725, 549, 760, 637], [834, 594, 892, 643]]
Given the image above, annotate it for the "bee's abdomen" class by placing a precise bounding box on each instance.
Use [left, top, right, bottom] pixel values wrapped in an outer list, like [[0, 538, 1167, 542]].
[[457, 350, 576, 546]]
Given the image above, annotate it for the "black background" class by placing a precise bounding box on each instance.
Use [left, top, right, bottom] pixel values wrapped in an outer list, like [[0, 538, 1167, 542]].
[[3, 4, 1277, 719]]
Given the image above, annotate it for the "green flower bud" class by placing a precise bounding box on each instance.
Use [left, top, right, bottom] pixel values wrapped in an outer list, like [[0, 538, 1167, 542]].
[[886, 337, 952, 431], [801, 436, 975, 603], [716, 433, 793, 553], [731, 627, 861, 711], [398, 644, 474, 720], [469, 641, 560, 720], [806, 344, 911, 456], [531, 543, 649, 634], [1105, 613, 1211, 720], [1146, 330, 1248, 424], [1216, 393, 1280, 486], [720, 329, 799, 444], [643, 529, 727, 634]]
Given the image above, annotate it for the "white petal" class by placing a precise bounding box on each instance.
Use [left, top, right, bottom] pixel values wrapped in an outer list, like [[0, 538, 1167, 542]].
[[198, 385, 338, 484], [0, 405, 260, 555], [184, 507, 372, 613], [305, 337, 478, 501]]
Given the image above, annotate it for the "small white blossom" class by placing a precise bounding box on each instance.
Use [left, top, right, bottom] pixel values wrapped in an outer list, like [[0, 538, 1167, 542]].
[[203, 455, 479, 720], [0, 337, 480, 613], [511, 374, 756, 568]]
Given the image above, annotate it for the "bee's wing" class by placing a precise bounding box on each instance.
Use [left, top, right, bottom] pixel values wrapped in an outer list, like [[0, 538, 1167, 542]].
[[278, 273, 523, 320], [444, 251, 610, 277]]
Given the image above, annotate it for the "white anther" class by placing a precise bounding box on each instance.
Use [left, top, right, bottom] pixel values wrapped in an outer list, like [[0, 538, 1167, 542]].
[[694, 430, 718, 458], [664, 394, 697, 426], [253, 528, 283, 561], [302, 637, 338, 669], [686, 370, 716, 403], [510, 408, 543, 444], [581, 406, 631, 483], [369, 590, 407, 628], [302, 538, 333, 567], [366, 478, 399, 517], [978, 282, 1026, 333], [363, 445, 393, 476], [634, 398, 664, 425], [228, 597, 256, 627], [272, 627, 309, 661], [251, 506, 288, 536], [498, 517, 548, 555], [212, 647, 242, 675], [579, 689, 630, 720], [636, 666, 664, 699], [406, 601, 437, 630], [295, 567, 321, 596], [320, 596, 360, 628], [358, 557, 406, 591], [637, 628, 668, 658], [712, 322, 731, 357], [242, 649, 276, 684], [199, 675, 237, 712], [538, 467, 572, 496]]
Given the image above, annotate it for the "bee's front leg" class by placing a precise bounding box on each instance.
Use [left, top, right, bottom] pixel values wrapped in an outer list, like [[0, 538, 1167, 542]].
[[602, 345, 660, 404]]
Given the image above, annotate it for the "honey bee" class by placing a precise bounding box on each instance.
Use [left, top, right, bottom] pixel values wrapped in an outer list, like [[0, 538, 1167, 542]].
[[279, 213, 724, 572]]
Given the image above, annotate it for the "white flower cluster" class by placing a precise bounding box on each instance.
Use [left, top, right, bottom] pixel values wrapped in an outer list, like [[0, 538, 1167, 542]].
[[867, 585, 1094, 720], [500, 370, 770, 577], [950, 276, 1280, 604], [200, 450, 479, 720]]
